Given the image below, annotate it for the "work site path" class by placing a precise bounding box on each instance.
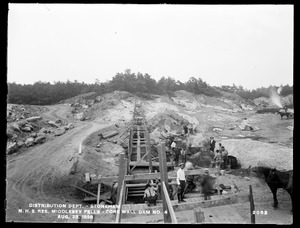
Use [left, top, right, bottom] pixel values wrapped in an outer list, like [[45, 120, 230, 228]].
[[6, 104, 110, 222]]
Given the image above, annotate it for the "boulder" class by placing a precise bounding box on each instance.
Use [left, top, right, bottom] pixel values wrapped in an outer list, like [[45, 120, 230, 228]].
[[11, 134, 18, 140], [17, 140, 25, 148], [25, 137, 35, 147], [37, 132, 46, 137], [54, 128, 66, 136], [74, 112, 85, 121], [7, 128, 15, 138], [48, 120, 59, 128], [67, 123, 74, 129], [26, 116, 42, 122], [7, 142, 18, 154], [35, 135, 46, 144], [82, 105, 89, 109], [22, 126, 32, 132], [39, 128, 48, 133], [9, 123, 21, 132], [30, 133, 37, 138]]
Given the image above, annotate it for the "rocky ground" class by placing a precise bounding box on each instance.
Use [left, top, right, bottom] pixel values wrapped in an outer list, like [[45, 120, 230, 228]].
[[6, 90, 293, 224]]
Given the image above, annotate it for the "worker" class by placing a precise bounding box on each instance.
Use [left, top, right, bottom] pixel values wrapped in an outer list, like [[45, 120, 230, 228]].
[[220, 146, 229, 169], [171, 140, 176, 152], [213, 150, 222, 169], [177, 163, 186, 203], [183, 125, 188, 135], [217, 143, 222, 151], [143, 182, 158, 206], [209, 136, 216, 154], [180, 148, 187, 164]]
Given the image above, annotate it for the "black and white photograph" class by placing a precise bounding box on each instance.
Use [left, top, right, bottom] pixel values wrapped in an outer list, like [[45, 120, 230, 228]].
[[6, 3, 293, 224]]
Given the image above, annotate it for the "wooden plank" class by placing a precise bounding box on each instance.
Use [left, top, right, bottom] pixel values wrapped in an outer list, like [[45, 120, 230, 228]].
[[129, 161, 173, 166], [102, 130, 119, 139], [194, 207, 205, 223], [92, 168, 220, 184], [97, 183, 101, 205], [116, 153, 126, 203], [115, 180, 125, 223], [249, 185, 255, 224], [145, 130, 152, 172], [83, 196, 112, 204], [171, 192, 250, 212], [85, 173, 90, 183], [162, 181, 178, 223], [159, 144, 171, 223], [130, 149, 150, 172], [70, 157, 78, 174], [71, 185, 97, 197]]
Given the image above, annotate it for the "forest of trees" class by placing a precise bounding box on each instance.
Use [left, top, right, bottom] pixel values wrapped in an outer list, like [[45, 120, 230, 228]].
[[7, 69, 293, 105]]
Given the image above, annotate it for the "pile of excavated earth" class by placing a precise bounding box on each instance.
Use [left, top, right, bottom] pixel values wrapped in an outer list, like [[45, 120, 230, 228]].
[[6, 89, 293, 223]]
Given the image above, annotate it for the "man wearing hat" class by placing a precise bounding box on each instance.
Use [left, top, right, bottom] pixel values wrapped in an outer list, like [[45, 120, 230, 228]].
[[209, 136, 216, 153], [143, 181, 158, 206], [177, 163, 186, 203]]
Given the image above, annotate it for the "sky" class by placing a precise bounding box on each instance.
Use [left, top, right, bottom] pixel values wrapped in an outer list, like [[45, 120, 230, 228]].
[[7, 4, 293, 90]]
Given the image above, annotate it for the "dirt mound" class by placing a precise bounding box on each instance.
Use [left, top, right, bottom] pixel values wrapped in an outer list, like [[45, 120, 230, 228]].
[[253, 94, 293, 109], [148, 112, 189, 142], [220, 139, 293, 171]]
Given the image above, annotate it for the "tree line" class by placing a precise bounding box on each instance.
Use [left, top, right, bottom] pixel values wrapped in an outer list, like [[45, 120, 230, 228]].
[[7, 69, 293, 105]]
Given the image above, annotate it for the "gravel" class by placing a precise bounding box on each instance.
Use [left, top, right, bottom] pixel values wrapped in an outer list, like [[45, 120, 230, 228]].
[[220, 139, 293, 171]]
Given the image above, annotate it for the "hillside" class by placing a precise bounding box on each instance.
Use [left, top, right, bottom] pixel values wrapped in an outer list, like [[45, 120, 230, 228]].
[[6, 89, 293, 223]]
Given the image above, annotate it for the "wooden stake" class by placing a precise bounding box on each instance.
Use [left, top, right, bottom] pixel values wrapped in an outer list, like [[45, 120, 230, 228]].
[[158, 143, 171, 223], [97, 182, 101, 205], [117, 153, 126, 203], [249, 185, 255, 224], [79, 142, 82, 155], [194, 207, 205, 223]]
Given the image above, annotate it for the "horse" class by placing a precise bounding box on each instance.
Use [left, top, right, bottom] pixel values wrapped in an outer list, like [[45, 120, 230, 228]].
[[251, 166, 293, 212], [276, 111, 293, 120]]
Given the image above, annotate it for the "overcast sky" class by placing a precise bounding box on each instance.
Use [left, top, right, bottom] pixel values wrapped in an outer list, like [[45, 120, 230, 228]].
[[7, 4, 293, 90]]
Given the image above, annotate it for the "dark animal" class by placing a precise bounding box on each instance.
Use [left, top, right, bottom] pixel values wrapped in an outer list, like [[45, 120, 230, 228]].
[[183, 174, 214, 200], [227, 155, 238, 169], [252, 166, 293, 212], [276, 111, 293, 120]]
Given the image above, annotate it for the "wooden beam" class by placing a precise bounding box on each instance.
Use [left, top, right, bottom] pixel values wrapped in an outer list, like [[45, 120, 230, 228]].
[[159, 144, 171, 223], [249, 185, 255, 224], [97, 182, 101, 205], [91, 168, 220, 184], [130, 148, 149, 172], [71, 185, 97, 197], [115, 180, 125, 223], [116, 153, 126, 203], [70, 157, 78, 174], [172, 192, 250, 212], [194, 207, 205, 223], [79, 143, 82, 155], [146, 130, 152, 172], [162, 181, 178, 223]]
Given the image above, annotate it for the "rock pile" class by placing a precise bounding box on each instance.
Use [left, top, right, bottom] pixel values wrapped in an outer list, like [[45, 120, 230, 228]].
[[6, 112, 75, 154]]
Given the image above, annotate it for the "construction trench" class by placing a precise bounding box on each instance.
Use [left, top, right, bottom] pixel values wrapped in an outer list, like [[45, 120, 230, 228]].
[[68, 100, 257, 224]]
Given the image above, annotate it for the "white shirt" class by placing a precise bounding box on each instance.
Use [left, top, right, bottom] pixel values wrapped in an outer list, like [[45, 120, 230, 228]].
[[177, 168, 186, 185], [171, 142, 176, 148]]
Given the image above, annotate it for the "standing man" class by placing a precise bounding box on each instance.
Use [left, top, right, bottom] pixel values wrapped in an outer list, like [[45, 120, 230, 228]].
[[221, 146, 229, 169], [177, 163, 186, 203], [180, 148, 187, 164], [209, 137, 216, 154]]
